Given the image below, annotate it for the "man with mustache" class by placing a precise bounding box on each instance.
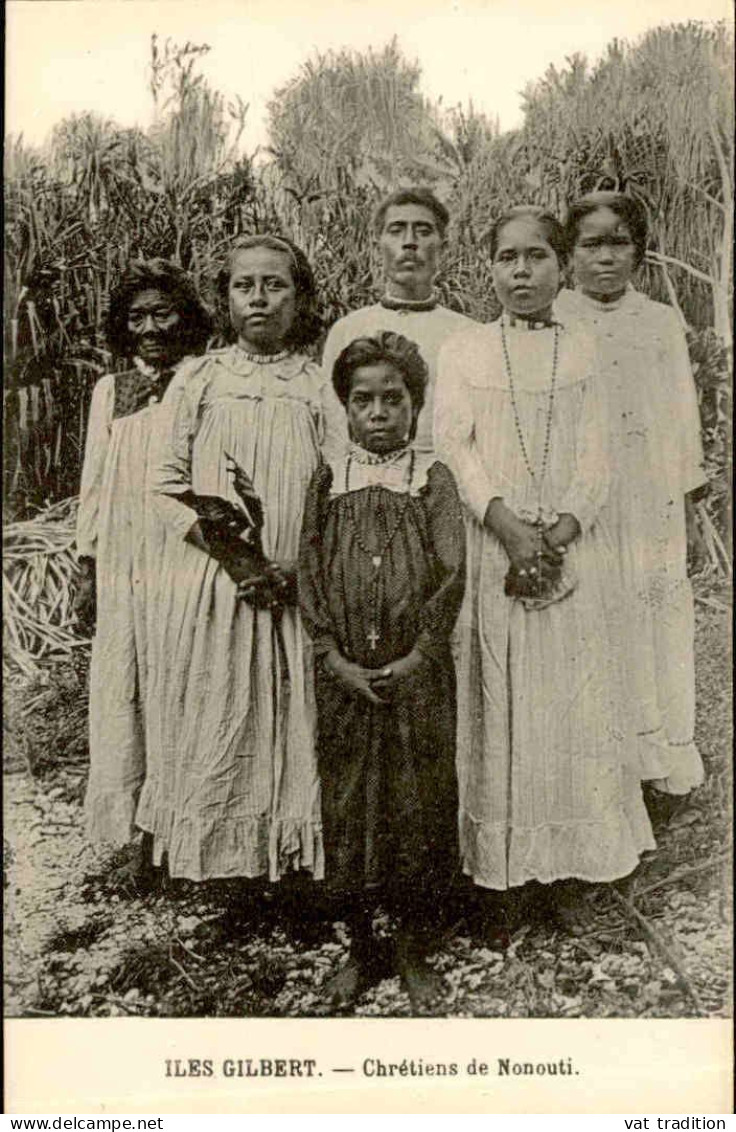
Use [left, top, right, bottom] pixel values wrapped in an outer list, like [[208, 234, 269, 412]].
[[322, 187, 476, 459]]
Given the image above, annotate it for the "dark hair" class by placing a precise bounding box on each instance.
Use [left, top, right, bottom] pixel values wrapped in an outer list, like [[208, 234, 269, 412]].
[[373, 187, 450, 239], [565, 192, 648, 266], [216, 234, 322, 350], [489, 205, 567, 265], [332, 332, 428, 438], [106, 259, 212, 359]]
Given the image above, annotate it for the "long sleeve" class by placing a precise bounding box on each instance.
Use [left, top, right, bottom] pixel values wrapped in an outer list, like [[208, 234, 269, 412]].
[[148, 359, 207, 539], [558, 374, 611, 533], [76, 374, 114, 558], [319, 376, 349, 463], [414, 461, 467, 661], [666, 312, 707, 494], [319, 321, 350, 462], [320, 318, 347, 390], [434, 333, 502, 522], [298, 463, 340, 657]]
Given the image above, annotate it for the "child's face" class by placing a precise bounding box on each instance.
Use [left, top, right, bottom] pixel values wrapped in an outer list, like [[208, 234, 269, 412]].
[[347, 362, 414, 454], [228, 247, 297, 353], [572, 207, 637, 301], [126, 288, 182, 367], [492, 218, 561, 319]]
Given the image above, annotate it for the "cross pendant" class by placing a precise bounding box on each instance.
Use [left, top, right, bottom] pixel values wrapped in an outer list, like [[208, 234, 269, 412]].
[[367, 626, 380, 651]]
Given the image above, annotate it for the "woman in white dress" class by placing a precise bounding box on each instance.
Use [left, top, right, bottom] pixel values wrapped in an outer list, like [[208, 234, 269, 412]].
[[76, 261, 212, 880], [435, 206, 654, 930], [138, 235, 329, 884], [557, 192, 706, 802]]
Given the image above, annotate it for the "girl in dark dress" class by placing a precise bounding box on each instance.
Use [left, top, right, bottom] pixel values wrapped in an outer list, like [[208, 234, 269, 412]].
[[298, 331, 465, 1012]]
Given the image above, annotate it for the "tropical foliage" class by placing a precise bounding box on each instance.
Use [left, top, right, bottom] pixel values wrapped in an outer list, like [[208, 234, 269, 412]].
[[4, 23, 733, 564]]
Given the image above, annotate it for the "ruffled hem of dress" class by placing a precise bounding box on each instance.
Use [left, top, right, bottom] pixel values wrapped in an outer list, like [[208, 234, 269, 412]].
[[458, 809, 656, 891], [638, 728, 705, 795], [85, 790, 141, 847], [136, 795, 324, 883]]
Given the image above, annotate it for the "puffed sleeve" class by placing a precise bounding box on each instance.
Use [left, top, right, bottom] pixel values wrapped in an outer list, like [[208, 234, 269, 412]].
[[319, 374, 349, 462], [76, 373, 114, 558], [414, 461, 466, 661], [664, 310, 707, 494], [148, 357, 209, 539], [558, 373, 611, 533], [434, 331, 501, 523], [319, 321, 350, 462], [297, 462, 339, 657]]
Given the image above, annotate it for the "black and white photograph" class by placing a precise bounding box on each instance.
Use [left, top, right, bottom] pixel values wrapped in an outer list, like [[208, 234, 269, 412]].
[[3, 0, 733, 1115]]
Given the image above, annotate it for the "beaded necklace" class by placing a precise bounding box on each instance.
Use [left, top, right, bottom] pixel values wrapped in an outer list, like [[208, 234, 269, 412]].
[[343, 446, 416, 651], [500, 315, 560, 575]]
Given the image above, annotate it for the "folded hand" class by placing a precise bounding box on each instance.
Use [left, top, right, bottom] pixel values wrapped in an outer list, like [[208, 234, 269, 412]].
[[368, 650, 426, 698], [325, 651, 387, 705]]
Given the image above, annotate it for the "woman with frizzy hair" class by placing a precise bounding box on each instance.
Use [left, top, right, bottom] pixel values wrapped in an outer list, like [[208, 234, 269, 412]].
[[77, 259, 212, 883]]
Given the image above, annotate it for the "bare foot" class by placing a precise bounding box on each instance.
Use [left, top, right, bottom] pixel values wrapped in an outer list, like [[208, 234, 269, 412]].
[[484, 923, 511, 951], [322, 955, 371, 1012], [107, 834, 158, 895], [396, 932, 446, 1014], [643, 786, 689, 829], [396, 946, 446, 1014], [546, 881, 594, 937]]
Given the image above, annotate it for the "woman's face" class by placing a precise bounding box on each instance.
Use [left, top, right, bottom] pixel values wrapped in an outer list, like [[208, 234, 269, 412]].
[[572, 207, 637, 301], [492, 219, 561, 320], [347, 362, 415, 454], [126, 289, 182, 367], [228, 246, 297, 354]]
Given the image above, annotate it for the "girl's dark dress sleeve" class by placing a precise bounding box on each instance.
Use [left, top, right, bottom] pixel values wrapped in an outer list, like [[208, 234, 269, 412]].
[[298, 461, 338, 657], [414, 460, 466, 662]]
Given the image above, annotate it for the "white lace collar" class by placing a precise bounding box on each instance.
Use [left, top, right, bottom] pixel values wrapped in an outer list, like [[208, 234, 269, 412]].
[[328, 446, 434, 498], [212, 344, 312, 380]]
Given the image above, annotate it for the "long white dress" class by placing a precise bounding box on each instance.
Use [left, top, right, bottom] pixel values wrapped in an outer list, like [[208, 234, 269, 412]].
[[137, 346, 326, 882], [435, 317, 655, 890], [555, 287, 706, 795], [77, 365, 170, 845], [320, 302, 476, 460]]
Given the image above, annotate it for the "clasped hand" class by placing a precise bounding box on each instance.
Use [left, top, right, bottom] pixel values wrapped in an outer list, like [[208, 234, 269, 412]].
[[501, 517, 562, 580], [494, 510, 580, 575], [325, 648, 425, 705], [236, 560, 296, 610]]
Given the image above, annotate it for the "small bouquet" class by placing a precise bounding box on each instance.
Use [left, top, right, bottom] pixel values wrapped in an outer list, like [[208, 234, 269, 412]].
[[225, 452, 296, 610], [181, 453, 293, 610]]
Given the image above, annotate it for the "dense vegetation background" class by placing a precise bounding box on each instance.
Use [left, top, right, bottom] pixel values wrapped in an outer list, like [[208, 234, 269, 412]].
[[4, 22, 733, 549]]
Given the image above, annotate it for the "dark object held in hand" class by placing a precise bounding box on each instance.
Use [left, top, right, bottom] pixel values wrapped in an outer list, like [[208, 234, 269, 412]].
[[226, 452, 296, 609], [181, 454, 294, 610], [504, 559, 577, 610], [73, 555, 97, 633]]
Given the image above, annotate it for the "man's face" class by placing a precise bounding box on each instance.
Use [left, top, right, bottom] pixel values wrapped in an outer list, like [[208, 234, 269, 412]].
[[378, 203, 444, 300]]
